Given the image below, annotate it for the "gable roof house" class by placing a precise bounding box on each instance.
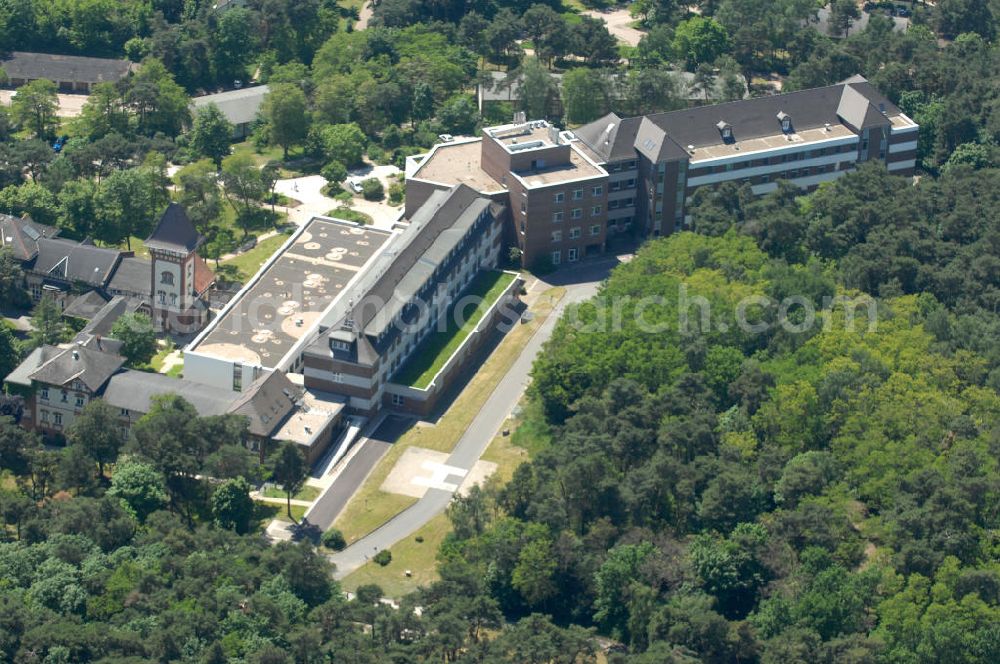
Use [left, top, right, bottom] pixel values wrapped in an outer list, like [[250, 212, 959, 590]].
[[191, 85, 270, 139], [0, 51, 134, 93], [5, 205, 215, 333]]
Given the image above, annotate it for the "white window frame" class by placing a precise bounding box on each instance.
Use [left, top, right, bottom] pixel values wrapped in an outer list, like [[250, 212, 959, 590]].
[[551, 251, 561, 265], [571, 208, 582, 219], [552, 211, 563, 223], [569, 227, 581, 239], [553, 192, 564, 203], [551, 230, 562, 242], [568, 248, 579, 262], [592, 205, 602, 216], [572, 189, 583, 200], [590, 224, 601, 236], [592, 185, 603, 197]]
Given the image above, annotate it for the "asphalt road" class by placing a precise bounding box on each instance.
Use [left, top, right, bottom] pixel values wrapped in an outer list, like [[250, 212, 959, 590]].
[[328, 260, 613, 578], [304, 415, 412, 530]]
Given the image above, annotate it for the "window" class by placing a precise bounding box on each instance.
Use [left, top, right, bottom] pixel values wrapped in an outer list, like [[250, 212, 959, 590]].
[[157, 290, 166, 304], [520, 201, 526, 214], [392, 394, 404, 406], [75, 395, 84, 408], [551, 251, 561, 265], [590, 224, 601, 236], [40, 410, 48, 423], [551, 230, 562, 242], [54, 413, 62, 426], [120, 426, 129, 440], [568, 248, 579, 262], [608, 199, 619, 210], [40, 387, 49, 401], [572, 189, 583, 200], [61, 390, 68, 403], [592, 205, 602, 216], [232, 364, 242, 391], [553, 192, 564, 203], [570, 227, 581, 239], [552, 211, 563, 223], [160, 270, 174, 285], [169, 293, 178, 305], [332, 339, 350, 352], [571, 208, 582, 219], [592, 185, 603, 197], [120, 408, 129, 416]]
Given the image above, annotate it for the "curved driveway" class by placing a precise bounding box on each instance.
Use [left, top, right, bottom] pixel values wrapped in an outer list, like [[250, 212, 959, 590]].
[[328, 260, 614, 578]]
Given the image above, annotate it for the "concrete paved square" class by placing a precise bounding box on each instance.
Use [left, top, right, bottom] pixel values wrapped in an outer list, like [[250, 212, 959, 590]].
[[380, 446, 496, 498]]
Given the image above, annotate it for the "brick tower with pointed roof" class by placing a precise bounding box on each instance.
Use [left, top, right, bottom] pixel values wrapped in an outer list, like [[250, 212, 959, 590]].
[[146, 203, 214, 333]]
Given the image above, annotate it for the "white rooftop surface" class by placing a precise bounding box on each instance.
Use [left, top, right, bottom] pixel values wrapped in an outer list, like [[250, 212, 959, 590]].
[[188, 217, 392, 369]]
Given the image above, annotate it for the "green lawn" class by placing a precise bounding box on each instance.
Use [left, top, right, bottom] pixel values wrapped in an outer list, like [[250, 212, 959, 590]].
[[220, 231, 292, 281], [340, 513, 452, 597], [393, 271, 517, 389], [262, 485, 321, 502]]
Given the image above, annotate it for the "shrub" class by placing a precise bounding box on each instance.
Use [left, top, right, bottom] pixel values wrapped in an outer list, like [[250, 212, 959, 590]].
[[321, 160, 347, 185], [373, 549, 391, 566], [322, 528, 347, 551], [388, 182, 405, 205], [361, 178, 384, 201]]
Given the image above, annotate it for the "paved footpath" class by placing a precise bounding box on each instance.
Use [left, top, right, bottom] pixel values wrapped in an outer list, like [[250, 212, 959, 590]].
[[327, 260, 614, 578]]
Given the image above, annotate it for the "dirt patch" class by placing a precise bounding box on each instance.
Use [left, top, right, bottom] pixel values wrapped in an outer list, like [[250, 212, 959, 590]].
[[581, 8, 646, 47]]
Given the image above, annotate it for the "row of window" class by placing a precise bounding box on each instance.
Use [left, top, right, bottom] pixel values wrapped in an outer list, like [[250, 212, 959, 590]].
[[608, 197, 635, 210], [39, 387, 85, 408], [553, 185, 604, 204], [695, 144, 856, 176], [551, 225, 602, 242], [551, 206, 603, 222], [551, 248, 581, 265], [608, 178, 637, 192], [39, 410, 62, 426], [605, 160, 637, 173]]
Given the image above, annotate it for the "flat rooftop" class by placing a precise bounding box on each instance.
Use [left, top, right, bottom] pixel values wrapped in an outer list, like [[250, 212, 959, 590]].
[[486, 122, 557, 150], [513, 144, 605, 187], [411, 139, 503, 192], [191, 217, 392, 367], [690, 123, 857, 162], [274, 389, 345, 448]]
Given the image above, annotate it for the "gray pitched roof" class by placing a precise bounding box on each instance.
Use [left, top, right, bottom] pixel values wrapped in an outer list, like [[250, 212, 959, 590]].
[[33, 238, 123, 287], [634, 117, 689, 163], [836, 84, 889, 131], [145, 204, 201, 254], [3, 346, 61, 387], [358, 184, 491, 339], [78, 295, 142, 338], [573, 114, 643, 163], [575, 76, 901, 159], [0, 214, 59, 262], [1, 52, 132, 85], [62, 290, 111, 320], [227, 370, 301, 438], [645, 79, 898, 150], [191, 85, 269, 126], [106, 256, 152, 297], [102, 371, 233, 417], [28, 344, 125, 392]]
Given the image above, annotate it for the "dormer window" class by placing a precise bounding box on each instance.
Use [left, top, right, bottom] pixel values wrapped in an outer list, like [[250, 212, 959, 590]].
[[777, 111, 792, 133], [716, 120, 733, 142]]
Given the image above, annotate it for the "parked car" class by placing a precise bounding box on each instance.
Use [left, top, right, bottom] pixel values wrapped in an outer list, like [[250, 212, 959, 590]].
[[52, 136, 69, 153], [348, 179, 364, 194]]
